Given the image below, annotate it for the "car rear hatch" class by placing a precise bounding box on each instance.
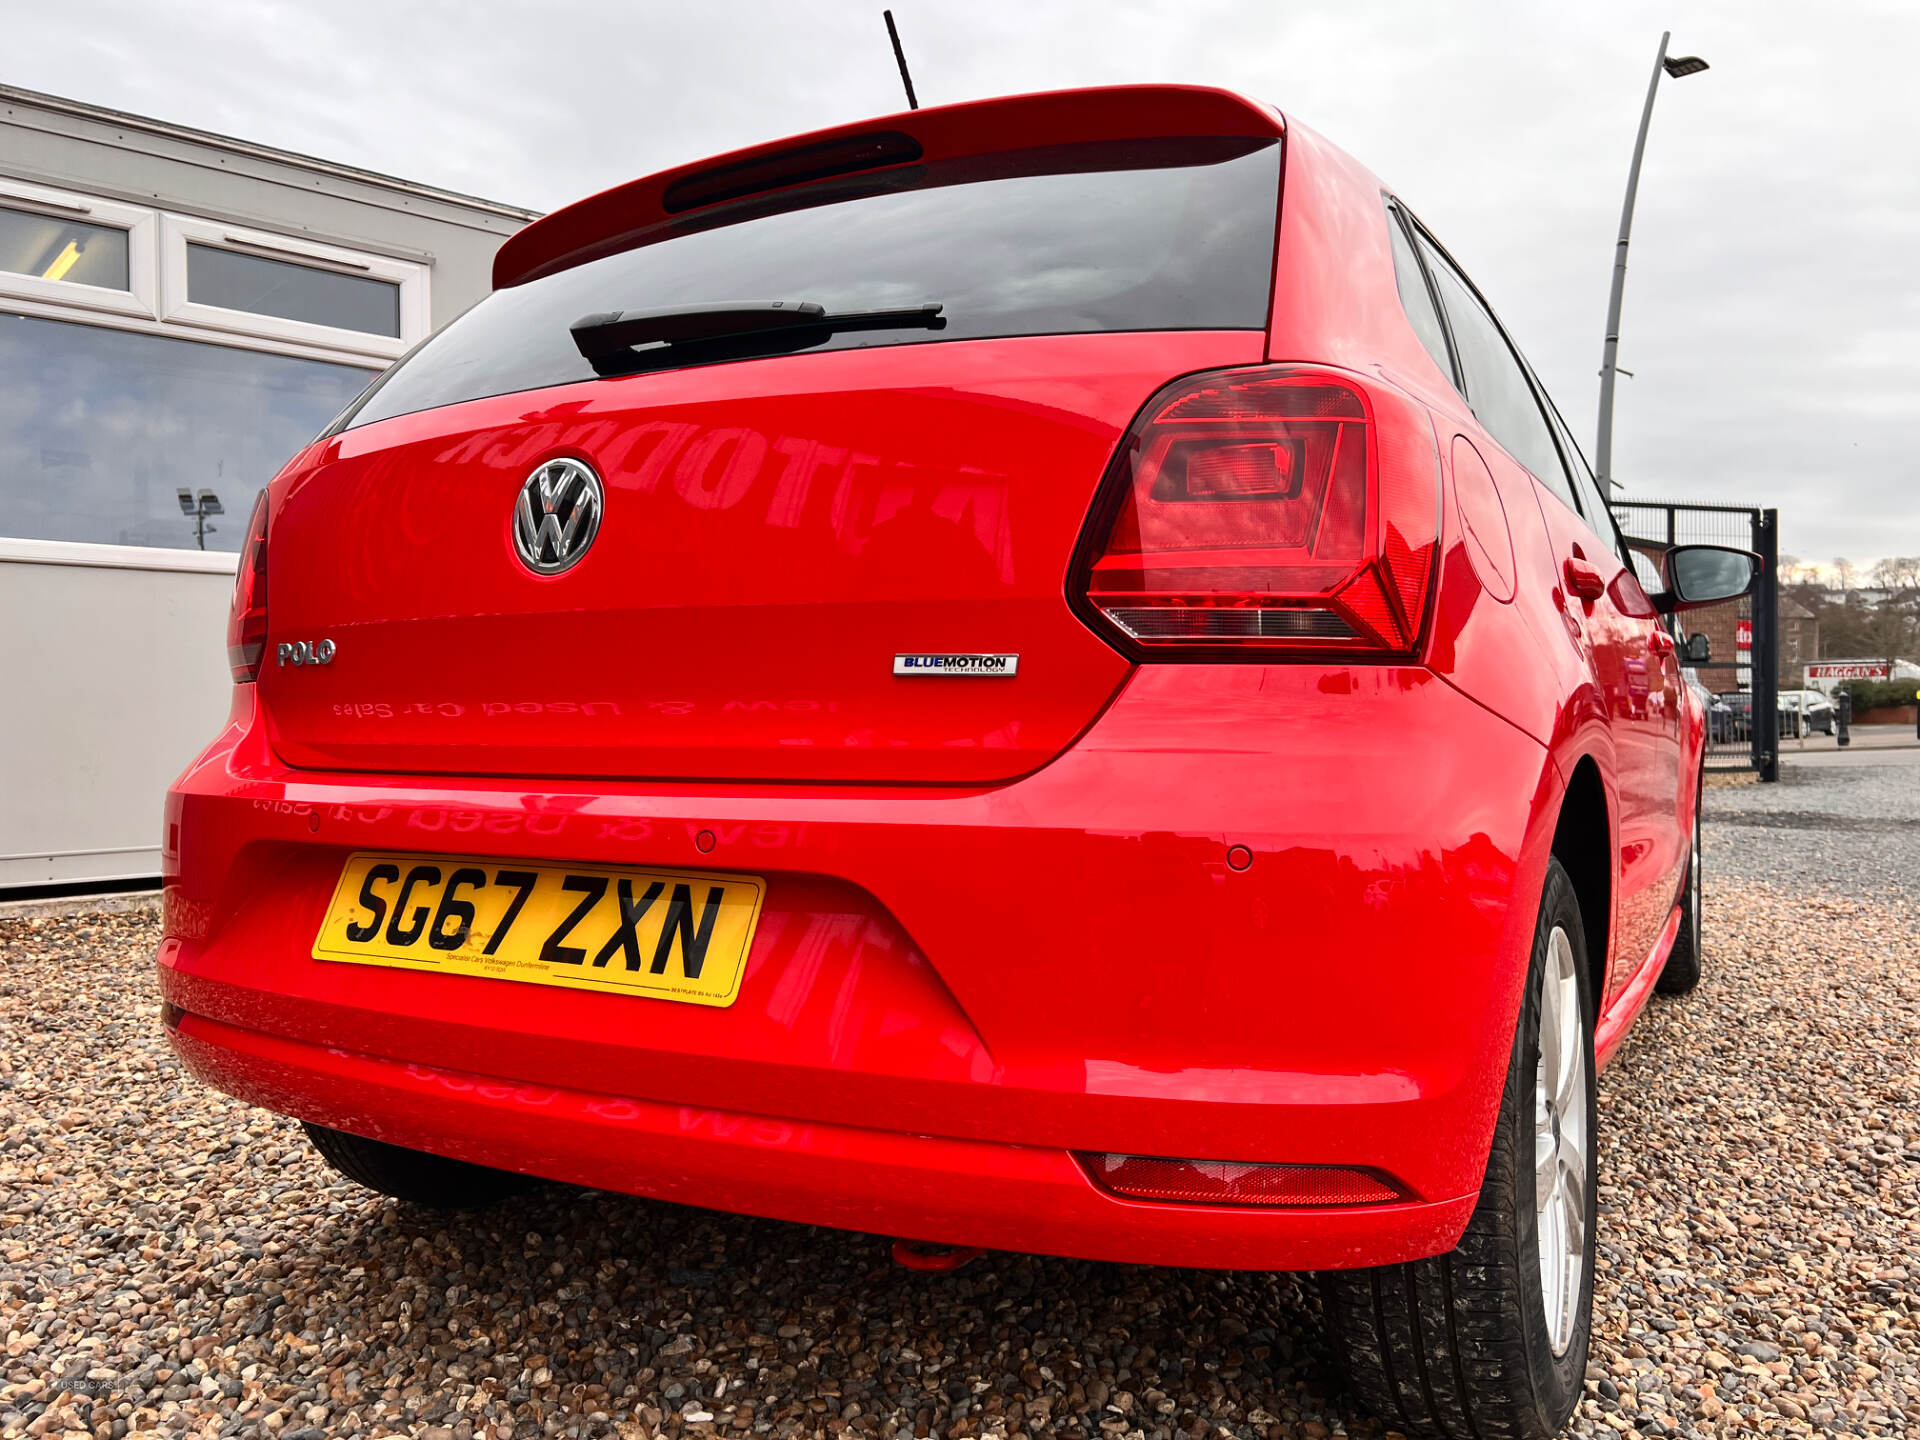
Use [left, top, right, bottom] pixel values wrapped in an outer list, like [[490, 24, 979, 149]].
[[259, 87, 1284, 785]]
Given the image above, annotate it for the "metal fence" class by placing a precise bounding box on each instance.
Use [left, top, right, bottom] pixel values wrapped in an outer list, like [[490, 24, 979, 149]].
[[1612, 501, 1780, 780]]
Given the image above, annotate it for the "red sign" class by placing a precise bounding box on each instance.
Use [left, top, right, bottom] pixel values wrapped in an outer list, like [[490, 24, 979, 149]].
[[1736, 620, 1752, 652], [1806, 663, 1889, 680]]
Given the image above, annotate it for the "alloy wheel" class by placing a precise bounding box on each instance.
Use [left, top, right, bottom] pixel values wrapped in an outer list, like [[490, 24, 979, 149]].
[[1533, 925, 1589, 1357]]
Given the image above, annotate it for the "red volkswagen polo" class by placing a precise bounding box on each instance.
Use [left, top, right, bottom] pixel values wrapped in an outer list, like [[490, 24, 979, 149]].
[[160, 86, 1755, 1438]]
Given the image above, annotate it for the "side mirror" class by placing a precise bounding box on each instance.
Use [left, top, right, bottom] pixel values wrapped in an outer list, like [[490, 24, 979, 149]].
[[1683, 632, 1711, 664], [1656, 544, 1760, 612]]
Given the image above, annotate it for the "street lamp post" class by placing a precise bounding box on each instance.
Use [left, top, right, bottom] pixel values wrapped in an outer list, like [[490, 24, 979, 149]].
[[1595, 32, 1709, 491], [176, 487, 224, 550]]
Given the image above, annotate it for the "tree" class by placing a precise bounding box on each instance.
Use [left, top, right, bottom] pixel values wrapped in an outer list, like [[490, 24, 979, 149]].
[[1785, 556, 1918, 663], [1865, 558, 1920, 664], [1870, 556, 1920, 592], [1779, 553, 1822, 586]]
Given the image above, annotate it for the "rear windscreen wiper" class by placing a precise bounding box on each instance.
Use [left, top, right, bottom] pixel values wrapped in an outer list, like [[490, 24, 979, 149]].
[[570, 300, 945, 374]]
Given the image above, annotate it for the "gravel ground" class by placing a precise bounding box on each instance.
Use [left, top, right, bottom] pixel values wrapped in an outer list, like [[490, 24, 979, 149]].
[[3, 773, 1916, 1440], [1707, 749, 1920, 900]]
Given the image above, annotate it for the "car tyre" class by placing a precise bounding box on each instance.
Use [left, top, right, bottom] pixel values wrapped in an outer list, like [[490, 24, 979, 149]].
[[303, 1122, 540, 1210], [1318, 857, 1596, 1440], [1656, 783, 1704, 996]]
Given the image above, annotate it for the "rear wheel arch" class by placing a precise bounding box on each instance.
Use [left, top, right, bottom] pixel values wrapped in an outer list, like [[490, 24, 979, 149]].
[[1549, 756, 1611, 1009], [1317, 855, 1597, 1439]]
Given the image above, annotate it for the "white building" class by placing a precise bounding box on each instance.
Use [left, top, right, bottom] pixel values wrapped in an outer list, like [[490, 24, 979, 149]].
[[0, 84, 534, 890], [1802, 659, 1920, 696]]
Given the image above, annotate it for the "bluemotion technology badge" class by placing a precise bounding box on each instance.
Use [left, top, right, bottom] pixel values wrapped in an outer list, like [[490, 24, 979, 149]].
[[892, 653, 1020, 677], [513, 457, 604, 575]]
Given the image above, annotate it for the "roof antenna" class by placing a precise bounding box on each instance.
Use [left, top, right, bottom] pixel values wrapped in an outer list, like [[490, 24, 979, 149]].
[[883, 10, 920, 110]]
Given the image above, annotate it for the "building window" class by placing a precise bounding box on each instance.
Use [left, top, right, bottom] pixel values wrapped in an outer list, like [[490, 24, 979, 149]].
[[0, 205, 130, 290], [0, 312, 374, 550], [185, 241, 401, 338], [0, 179, 158, 320], [0, 181, 430, 551], [160, 215, 427, 359]]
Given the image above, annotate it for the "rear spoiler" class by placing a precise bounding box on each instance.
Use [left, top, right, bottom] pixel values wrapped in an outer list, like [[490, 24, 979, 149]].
[[492, 85, 1284, 290]]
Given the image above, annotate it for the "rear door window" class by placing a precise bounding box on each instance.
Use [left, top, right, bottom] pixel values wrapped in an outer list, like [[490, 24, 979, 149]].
[[1412, 232, 1577, 510], [1385, 206, 1455, 384], [345, 136, 1282, 429], [1548, 396, 1635, 563]]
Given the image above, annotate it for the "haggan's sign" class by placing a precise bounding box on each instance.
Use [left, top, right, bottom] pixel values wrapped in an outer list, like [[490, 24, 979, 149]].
[[1806, 663, 1890, 680], [1736, 619, 1753, 652]]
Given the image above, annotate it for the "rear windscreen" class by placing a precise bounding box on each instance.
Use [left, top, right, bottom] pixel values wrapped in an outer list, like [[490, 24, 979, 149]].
[[342, 135, 1281, 429]]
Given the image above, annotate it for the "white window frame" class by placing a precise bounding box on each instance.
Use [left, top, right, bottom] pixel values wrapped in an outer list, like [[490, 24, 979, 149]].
[[0, 177, 158, 320], [159, 213, 428, 362]]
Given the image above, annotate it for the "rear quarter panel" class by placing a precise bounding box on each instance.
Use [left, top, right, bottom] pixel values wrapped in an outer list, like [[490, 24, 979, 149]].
[[1267, 118, 1630, 1016]]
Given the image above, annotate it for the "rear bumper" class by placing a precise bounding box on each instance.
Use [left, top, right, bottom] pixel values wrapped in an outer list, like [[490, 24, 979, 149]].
[[161, 664, 1558, 1271], [171, 1009, 1475, 1271]]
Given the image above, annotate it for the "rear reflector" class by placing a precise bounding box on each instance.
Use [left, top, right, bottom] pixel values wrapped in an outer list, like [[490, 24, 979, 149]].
[[1080, 1152, 1401, 1207], [1072, 367, 1439, 659]]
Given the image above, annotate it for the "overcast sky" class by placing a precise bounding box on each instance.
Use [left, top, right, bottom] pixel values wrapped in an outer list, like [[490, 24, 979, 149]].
[[9, 0, 1916, 567]]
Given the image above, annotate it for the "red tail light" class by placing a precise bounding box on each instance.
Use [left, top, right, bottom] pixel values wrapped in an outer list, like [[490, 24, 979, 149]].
[[226, 490, 269, 682], [1072, 368, 1440, 658], [1081, 1153, 1402, 1207]]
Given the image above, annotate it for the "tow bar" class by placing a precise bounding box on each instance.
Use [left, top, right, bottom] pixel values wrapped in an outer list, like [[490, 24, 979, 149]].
[[891, 1239, 983, 1271]]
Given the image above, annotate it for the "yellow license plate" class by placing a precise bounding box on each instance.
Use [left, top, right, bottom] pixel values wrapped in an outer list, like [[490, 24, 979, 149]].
[[312, 852, 766, 1007]]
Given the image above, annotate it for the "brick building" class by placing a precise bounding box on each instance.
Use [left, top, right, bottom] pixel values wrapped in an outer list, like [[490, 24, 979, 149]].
[[1676, 597, 1816, 693], [1781, 599, 1818, 675]]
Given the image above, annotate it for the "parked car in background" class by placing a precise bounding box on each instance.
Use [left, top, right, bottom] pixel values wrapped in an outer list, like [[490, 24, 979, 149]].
[[1687, 677, 1735, 744], [1717, 690, 1753, 740], [1681, 670, 1726, 744], [1710, 693, 1737, 744], [159, 86, 1759, 1440], [1780, 689, 1834, 735]]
